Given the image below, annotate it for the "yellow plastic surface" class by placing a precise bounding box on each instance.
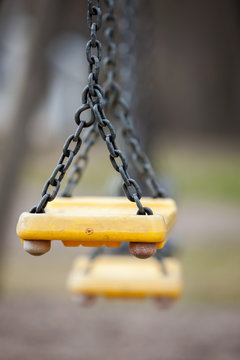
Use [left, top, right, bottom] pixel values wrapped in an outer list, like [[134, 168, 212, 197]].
[[16, 196, 177, 249], [67, 255, 183, 299]]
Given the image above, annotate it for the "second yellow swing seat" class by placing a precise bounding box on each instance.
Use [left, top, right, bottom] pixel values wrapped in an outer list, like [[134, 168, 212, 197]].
[[16, 196, 177, 255], [67, 255, 183, 300]]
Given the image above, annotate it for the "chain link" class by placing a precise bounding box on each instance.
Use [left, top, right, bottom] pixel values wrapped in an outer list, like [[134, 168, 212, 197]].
[[102, 0, 166, 198]]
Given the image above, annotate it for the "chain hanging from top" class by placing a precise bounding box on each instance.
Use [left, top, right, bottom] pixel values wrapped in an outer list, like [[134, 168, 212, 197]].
[[29, 1, 102, 213], [118, 0, 136, 107], [85, 0, 152, 215], [30, 0, 151, 216], [102, 0, 166, 198], [61, 123, 99, 197]]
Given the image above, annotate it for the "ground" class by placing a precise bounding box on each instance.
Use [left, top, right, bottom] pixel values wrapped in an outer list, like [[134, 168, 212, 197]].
[[1, 298, 240, 360]]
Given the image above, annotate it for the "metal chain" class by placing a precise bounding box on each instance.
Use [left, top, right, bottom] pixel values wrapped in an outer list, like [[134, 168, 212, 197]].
[[30, 0, 151, 215], [30, 0, 102, 213], [62, 0, 114, 199], [102, 0, 166, 198], [60, 0, 116, 199], [102, 0, 120, 110], [86, 81, 152, 215], [85, 1, 152, 215], [61, 123, 99, 197], [118, 0, 136, 106]]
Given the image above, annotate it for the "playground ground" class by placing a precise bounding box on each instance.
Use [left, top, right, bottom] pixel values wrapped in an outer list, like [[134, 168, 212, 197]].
[[1, 298, 240, 360], [0, 141, 239, 360]]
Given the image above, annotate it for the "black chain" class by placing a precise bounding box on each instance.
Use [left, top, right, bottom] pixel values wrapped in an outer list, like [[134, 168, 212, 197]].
[[86, 78, 152, 215], [103, 0, 166, 199], [30, 0, 151, 216], [30, 0, 102, 213], [102, 0, 120, 110], [30, 116, 95, 213], [85, 0, 152, 215], [118, 0, 136, 106], [61, 123, 99, 197]]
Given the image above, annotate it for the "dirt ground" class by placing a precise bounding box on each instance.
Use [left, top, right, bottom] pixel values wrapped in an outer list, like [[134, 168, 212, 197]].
[[0, 297, 240, 360]]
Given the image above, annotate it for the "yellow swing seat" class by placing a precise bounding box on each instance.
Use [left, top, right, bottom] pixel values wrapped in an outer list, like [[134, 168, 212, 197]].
[[16, 196, 177, 255], [67, 255, 183, 299]]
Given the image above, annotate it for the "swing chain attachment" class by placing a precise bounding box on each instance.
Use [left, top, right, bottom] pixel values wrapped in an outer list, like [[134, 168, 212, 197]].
[[103, 0, 166, 199]]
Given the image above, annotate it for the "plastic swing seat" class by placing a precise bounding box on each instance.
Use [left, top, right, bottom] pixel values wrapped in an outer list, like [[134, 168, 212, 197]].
[[67, 255, 183, 300], [16, 196, 177, 255]]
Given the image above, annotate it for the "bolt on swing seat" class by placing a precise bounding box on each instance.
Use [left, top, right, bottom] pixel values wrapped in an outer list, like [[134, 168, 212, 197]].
[[16, 196, 177, 255], [67, 254, 183, 301]]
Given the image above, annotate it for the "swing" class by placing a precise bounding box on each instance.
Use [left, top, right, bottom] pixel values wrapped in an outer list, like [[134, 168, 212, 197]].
[[67, 254, 183, 301], [17, 196, 177, 252], [16, 0, 178, 258]]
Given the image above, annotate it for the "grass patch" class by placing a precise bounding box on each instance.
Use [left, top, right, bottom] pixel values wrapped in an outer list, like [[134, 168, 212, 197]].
[[20, 141, 240, 203], [160, 145, 240, 203]]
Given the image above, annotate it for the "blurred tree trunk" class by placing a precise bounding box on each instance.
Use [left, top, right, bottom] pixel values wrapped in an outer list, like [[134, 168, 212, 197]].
[[0, 0, 62, 289], [0, 0, 91, 290]]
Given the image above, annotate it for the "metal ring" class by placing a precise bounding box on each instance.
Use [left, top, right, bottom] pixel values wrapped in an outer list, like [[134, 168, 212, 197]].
[[75, 104, 91, 125]]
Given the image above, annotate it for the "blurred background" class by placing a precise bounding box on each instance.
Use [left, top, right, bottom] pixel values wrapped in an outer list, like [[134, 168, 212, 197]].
[[0, 1, 239, 359]]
